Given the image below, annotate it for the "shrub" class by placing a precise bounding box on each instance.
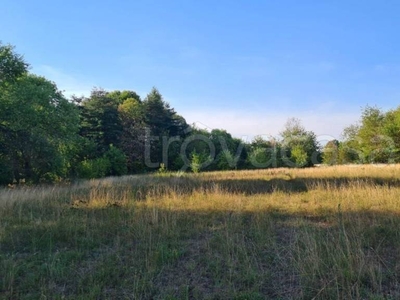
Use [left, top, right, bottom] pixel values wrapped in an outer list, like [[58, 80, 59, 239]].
[[291, 145, 308, 167], [104, 145, 127, 176], [190, 151, 202, 173], [190, 150, 211, 173], [217, 149, 236, 170], [322, 140, 340, 165], [76, 157, 111, 179]]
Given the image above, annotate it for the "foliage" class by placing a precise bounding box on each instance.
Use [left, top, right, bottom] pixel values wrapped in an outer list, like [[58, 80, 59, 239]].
[[79, 88, 123, 155], [6, 40, 400, 184], [207, 129, 245, 170], [190, 150, 211, 173], [104, 145, 128, 176], [190, 151, 202, 173], [357, 106, 388, 163], [0, 42, 29, 85], [76, 157, 111, 179], [290, 144, 308, 167], [143, 88, 187, 137], [280, 118, 320, 167], [339, 106, 400, 164], [216, 149, 237, 170], [246, 136, 282, 169], [322, 140, 340, 165], [0, 73, 79, 183], [141, 88, 188, 168], [118, 96, 146, 173], [158, 163, 168, 174]]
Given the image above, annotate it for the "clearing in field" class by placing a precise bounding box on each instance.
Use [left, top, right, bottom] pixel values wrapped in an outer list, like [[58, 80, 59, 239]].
[[1, 165, 400, 299]]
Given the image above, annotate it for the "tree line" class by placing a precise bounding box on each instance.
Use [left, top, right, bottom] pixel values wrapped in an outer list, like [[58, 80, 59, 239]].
[[322, 106, 400, 165], [1, 42, 396, 184]]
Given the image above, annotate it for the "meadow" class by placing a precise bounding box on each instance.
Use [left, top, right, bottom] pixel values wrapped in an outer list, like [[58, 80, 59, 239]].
[[1, 165, 400, 299]]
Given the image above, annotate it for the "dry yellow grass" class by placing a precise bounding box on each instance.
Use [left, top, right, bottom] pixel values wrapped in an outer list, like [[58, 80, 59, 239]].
[[1, 165, 400, 299]]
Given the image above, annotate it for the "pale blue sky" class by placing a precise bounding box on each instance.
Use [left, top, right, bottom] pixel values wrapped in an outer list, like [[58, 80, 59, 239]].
[[1, 0, 400, 140]]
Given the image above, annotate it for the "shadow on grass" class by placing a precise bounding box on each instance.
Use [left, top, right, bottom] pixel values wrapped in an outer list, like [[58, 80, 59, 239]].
[[128, 177, 308, 199], [129, 175, 400, 199], [2, 194, 400, 299], [3, 174, 400, 298], [294, 176, 400, 189], [203, 178, 309, 194]]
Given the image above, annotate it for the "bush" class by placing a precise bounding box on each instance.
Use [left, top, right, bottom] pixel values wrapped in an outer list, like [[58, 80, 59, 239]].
[[190, 151, 202, 173], [217, 150, 236, 170], [291, 145, 308, 167], [0, 158, 13, 185], [76, 157, 111, 179], [247, 146, 282, 169], [104, 145, 127, 176], [158, 163, 168, 174], [190, 150, 211, 173], [322, 140, 340, 165]]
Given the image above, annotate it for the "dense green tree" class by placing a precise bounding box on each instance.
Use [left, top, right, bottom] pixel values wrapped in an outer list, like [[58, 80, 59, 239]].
[[322, 140, 340, 165], [108, 90, 141, 104], [339, 124, 362, 164], [104, 145, 128, 176], [216, 149, 236, 170], [118, 96, 147, 172], [247, 136, 281, 169], [337, 142, 360, 164], [340, 106, 398, 164], [6, 41, 380, 183], [79, 88, 123, 154], [382, 107, 400, 162], [142, 88, 187, 168], [208, 129, 244, 170], [0, 42, 29, 85], [1, 43, 80, 183], [0, 74, 79, 183], [290, 145, 308, 167], [357, 106, 392, 163], [76, 157, 111, 179], [280, 118, 320, 167], [143, 88, 187, 137], [189, 150, 212, 173]]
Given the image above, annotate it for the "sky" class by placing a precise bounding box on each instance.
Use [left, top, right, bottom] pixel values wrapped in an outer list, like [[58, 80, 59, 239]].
[[1, 0, 400, 142]]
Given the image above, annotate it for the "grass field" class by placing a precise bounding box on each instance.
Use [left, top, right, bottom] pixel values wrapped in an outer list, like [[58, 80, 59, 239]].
[[1, 165, 400, 299]]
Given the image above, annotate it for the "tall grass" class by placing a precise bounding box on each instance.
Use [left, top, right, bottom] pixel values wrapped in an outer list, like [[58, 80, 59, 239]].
[[1, 165, 400, 299]]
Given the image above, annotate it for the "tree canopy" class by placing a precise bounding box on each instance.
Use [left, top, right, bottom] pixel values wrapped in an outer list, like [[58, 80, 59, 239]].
[[4, 41, 400, 184], [0, 42, 29, 85], [280, 118, 320, 167], [0, 72, 79, 183]]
